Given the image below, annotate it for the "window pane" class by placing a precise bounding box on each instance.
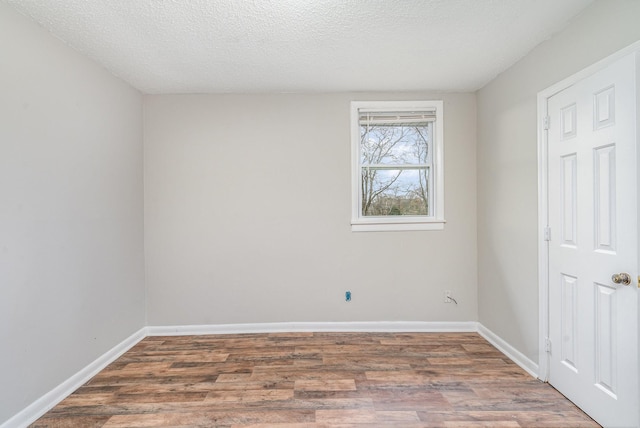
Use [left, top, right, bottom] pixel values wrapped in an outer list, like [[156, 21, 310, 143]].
[[361, 168, 429, 216], [360, 124, 430, 165]]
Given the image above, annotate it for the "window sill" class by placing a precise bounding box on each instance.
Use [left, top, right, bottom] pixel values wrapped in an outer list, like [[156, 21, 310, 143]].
[[351, 219, 446, 232]]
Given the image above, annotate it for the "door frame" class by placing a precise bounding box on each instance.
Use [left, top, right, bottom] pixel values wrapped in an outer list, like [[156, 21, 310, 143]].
[[537, 40, 640, 385]]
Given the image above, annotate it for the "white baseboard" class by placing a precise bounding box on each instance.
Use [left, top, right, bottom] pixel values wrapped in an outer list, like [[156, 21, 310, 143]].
[[4, 321, 539, 428], [1, 328, 146, 428], [146, 321, 479, 336], [477, 323, 539, 378]]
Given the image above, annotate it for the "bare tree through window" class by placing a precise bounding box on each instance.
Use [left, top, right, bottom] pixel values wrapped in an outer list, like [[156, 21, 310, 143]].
[[360, 119, 432, 216]]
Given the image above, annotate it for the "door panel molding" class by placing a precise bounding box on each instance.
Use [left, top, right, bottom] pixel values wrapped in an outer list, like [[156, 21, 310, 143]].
[[537, 39, 640, 383], [537, 41, 640, 427]]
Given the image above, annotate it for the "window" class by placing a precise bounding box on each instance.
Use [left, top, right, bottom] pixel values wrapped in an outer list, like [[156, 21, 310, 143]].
[[351, 101, 445, 232]]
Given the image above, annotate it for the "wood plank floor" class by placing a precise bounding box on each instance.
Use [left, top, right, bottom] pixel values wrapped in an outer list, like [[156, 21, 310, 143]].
[[31, 332, 599, 427]]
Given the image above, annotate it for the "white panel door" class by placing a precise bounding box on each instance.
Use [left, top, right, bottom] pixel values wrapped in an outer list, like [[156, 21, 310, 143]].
[[547, 53, 638, 427]]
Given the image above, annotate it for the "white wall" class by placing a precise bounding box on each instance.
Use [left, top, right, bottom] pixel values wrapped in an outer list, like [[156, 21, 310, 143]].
[[0, 3, 145, 424], [144, 93, 477, 326], [477, 0, 640, 364]]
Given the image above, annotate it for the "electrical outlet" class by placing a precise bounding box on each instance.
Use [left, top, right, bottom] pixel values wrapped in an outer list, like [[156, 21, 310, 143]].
[[345, 291, 352, 302], [444, 290, 452, 303]]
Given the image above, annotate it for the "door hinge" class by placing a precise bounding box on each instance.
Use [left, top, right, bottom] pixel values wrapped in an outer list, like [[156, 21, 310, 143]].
[[544, 226, 551, 241], [543, 116, 550, 130], [545, 338, 552, 353]]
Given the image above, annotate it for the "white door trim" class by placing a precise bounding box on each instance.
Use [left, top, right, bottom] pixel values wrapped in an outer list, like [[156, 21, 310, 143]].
[[537, 39, 640, 382]]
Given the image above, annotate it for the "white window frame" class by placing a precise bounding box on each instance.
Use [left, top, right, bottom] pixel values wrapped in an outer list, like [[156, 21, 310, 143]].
[[350, 100, 445, 232]]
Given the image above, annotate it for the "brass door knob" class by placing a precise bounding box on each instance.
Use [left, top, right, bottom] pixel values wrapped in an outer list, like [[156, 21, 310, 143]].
[[611, 273, 631, 286]]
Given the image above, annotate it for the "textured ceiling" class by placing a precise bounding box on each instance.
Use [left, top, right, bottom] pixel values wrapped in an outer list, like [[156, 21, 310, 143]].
[[6, 0, 594, 94]]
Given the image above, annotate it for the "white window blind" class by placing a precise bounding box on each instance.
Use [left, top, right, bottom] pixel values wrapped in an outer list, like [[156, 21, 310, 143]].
[[358, 111, 437, 126]]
